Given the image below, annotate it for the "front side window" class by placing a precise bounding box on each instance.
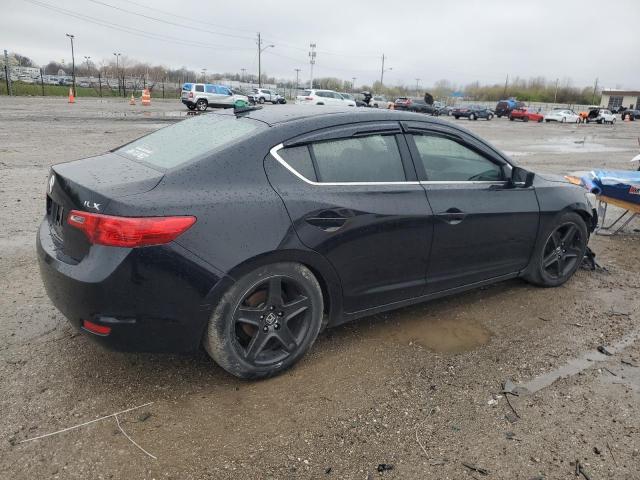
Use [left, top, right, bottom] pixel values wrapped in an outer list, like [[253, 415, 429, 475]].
[[310, 135, 405, 183], [413, 134, 503, 182], [205, 85, 216, 93]]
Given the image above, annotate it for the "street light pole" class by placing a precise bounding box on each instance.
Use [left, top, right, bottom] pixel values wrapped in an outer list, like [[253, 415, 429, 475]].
[[352, 77, 356, 93], [380, 54, 392, 88], [257, 32, 275, 88], [84, 56, 91, 77], [415, 78, 420, 96], [113, 52, 121, 96], [65, 33, 76, 95], [241, 68, 246, 83], [294, 68, 301, 91]]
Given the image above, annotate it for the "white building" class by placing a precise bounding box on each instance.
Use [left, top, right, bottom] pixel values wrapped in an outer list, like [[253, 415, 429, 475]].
[[601, 90, 640, 110]]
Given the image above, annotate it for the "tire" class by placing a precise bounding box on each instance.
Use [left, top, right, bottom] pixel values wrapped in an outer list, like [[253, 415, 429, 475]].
[[523, 212, 588, 288], [204, 262, 324, 379], [497, 114, 502, 118], [523, 116, 529, 122], [469, 113, 476, 120], [509, 116, 514, 121], [454, 116, 459, 119], [196, 99, 208, 111], [537, 118, 543, 123], [258, 97, 265, 104], [561, 117, 566, 123], [187, 104, 196, 111], [487, 114, 493, 120], [611, 118, 616, 124], [545, 119, 550, 123]]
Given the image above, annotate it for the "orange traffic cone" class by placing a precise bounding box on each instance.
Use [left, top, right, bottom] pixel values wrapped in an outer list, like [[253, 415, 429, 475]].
[[68, 87, 75, 104], [141, 88, 151, 106], [129, 94, 136, 105]]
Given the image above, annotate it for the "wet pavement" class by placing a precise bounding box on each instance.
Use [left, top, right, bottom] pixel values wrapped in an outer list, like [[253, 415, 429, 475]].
[[1, 97, 640, 479]]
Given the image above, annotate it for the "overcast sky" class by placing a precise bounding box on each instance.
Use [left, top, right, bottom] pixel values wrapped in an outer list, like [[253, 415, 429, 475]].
[[3, 0, 639, 89]]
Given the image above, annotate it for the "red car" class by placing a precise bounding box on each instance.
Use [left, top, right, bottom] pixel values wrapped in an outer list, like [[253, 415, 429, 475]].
[[509, 108, 544, 123]]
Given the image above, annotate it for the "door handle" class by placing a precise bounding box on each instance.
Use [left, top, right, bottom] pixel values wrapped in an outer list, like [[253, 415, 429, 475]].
[[435, 208, 466, 225], [305, 211, 348, 232]]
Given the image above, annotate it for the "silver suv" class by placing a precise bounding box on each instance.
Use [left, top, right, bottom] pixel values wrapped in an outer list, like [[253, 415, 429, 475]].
[[181, 83, 249, 111], [251, 88, 279, 104]]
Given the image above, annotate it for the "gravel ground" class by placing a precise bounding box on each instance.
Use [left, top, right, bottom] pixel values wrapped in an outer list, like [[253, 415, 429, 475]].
[[1, 97, 639, 479]]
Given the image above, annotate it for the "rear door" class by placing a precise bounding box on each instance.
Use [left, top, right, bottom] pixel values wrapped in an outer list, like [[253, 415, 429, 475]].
[[403, 122, 539, 293], [264, 122, 434, 313]]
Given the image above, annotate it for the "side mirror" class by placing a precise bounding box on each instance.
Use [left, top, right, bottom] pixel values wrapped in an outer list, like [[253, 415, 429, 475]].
[[510, 166, 535, 188]]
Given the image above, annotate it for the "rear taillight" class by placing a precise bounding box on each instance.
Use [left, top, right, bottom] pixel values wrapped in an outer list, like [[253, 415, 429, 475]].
[[305, 96, 313, 100], [82, 320, 111, 335], [406, 99, 412, 105], [68, 210, 196, 248], [188, 92, 193, 99]]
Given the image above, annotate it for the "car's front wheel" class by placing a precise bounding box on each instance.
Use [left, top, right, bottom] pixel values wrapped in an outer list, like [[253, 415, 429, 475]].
[[204, 262, 324, 379], [487, 113, 493, 120], [524, 212, 588, 287], [469, 113, 476, 120]]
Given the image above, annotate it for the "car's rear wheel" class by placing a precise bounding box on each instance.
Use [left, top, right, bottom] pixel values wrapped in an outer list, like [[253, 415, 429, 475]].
[[259, 97, 265, 104], [487, 113, 493, 120], [524, 212, 588, 287], [537, 118, 543, 123], [204, 262, 324, 379], [509, 116, 514, 121], [523, 116, 529, 122], [469, 113, 476, 120], [454, 116, 459, 119], [611, 118, 616, 124], [561, 117, 566, 123], [196, 99, 208, 111]]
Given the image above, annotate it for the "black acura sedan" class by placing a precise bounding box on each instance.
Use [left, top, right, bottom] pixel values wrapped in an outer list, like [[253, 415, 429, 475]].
[[38, 106, 596, 378]]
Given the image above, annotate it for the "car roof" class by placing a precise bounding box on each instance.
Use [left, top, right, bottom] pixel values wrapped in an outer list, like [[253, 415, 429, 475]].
[[220, 105, 465, 128]]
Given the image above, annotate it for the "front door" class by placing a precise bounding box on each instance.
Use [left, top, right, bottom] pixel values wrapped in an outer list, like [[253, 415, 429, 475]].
[[403, 123, 539, 293], [265, 122, 434, 313]]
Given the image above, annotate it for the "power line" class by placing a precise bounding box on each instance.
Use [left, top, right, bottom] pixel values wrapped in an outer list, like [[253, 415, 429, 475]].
[[85, 0, 255, 41], [24, 0, 255, 52]]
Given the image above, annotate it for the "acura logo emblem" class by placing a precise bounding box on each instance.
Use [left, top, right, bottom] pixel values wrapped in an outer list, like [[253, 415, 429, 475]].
[[48, 174, 55, 194], [264, 312, 277, 325]]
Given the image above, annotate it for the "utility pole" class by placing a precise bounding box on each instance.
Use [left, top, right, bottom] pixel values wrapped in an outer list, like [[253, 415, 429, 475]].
[[553, 77, 559, 104], [592, 77, 599, 105], [503, 74, 509, 97], [241, 68, 246, 83], [66, 33, 76, 95], [113, 52, 121, 96], [352, 77, 356, 93], [308, 43, 316, 89], [84, 56, 91, 77], [201, 68, 206, 83], [257, 32, 274, 88], [380, 54, 392, 87], [415, 78, 421, 96], [3, 50, 12, 96], [294, 68, 301, 91], [40, 68, 45, 96]]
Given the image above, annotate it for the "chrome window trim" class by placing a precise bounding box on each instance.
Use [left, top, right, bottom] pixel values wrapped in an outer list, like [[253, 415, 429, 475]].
[[269, 143, 420, 187], [420, 180, 508, 185]]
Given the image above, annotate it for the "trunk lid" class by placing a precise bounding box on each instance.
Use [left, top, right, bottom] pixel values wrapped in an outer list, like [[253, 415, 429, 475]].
[[46, 152, 164, 262]]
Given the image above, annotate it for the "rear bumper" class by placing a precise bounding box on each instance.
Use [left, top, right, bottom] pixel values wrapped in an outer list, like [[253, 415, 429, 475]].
[[37, 220, 229, 353]]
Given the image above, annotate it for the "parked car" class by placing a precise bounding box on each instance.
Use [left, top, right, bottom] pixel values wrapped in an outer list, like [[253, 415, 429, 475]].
[[495, 99, 525, 118], [37, 106, 596, 379], [544, 109, 582, 123], [620, 109, 639, 121], [181, 83, 249, 111], [371, 95, 392, 108], [394, 97, 437, 114], [249, 88, 280, 104], [452, 105, 494, 120], [433, 101, 453, 116], [509, 108, 544, 123], [584, 108, 616, 124], [295, 89, 356, 106]]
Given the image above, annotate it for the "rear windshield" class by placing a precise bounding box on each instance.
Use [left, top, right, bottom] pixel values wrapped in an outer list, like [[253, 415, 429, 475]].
[[182, 83, 193, 91], [115, 114, 265, 169]]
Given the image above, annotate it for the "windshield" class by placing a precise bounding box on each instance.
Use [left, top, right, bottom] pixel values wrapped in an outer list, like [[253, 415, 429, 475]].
[[116, 114, 265, 169]]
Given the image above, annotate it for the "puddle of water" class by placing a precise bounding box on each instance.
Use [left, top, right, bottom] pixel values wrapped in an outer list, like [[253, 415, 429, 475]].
[[523, 137, 631, 155], [361, 306, 492, 353], [521, 329, 640, 393]]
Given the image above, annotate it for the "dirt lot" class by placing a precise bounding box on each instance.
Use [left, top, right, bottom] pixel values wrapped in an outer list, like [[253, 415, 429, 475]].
[[1, 97, 640, 479]]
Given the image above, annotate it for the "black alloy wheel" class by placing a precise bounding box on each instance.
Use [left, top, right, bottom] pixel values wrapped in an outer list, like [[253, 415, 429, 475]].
[[232, 276, 313, 365], [541, 222, 584, 280], [205, 262, 323, 379], [524, 212, 588, 287]]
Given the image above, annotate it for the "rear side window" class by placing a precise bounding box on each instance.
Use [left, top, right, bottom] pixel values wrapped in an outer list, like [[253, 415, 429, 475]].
[[412, 134, 503, 182], [116, 115, 265, 169], [278, 146, 317, 181], [195, 85, 204, 92], [310, 135, 405, 183]]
